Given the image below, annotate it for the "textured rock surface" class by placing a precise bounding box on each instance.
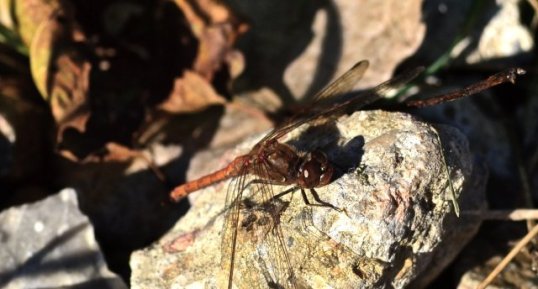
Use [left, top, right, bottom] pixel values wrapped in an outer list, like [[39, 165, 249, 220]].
[[454, 236, 538, 289], [0, 188, 126, 289], [229, 0, 424, 107], [409, 0, 532, 67], [131, 110, 487, 289]]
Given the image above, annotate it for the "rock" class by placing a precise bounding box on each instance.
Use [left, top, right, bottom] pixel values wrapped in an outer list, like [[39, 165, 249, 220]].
[[229, 0, 424, 106], [0, 188, 127, 289], [131, 110, 486, 289], [413, 90, 514, 182], [451, 64, 538, 289], [409, 0, 532, 68], [454, 226, 537, 289], [53, 104, 272, 279], [463, 0, 533, 65]]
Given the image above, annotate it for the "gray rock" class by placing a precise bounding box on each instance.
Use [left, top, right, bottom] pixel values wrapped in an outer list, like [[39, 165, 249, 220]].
[[454, 235, 538, 289], [411, 0, 532, 68], [0, 188, 127, 289], [228, 0, 424, 106], [131, 110, 486, 289], [414, 92, 513, 180]]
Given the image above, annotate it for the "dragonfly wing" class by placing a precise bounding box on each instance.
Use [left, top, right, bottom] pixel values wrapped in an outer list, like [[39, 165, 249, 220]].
[[268, 65, 425, 141], [367, 65, 425, 99], [260, 60, 370, 142], [221, 159, 298, 289], [312, 60, 370, 102], [320, 65, 426, 117], [221, 162, 250, 289]]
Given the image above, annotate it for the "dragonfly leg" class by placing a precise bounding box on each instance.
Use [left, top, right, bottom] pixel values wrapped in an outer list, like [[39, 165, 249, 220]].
[[300, 188, 348, 216]]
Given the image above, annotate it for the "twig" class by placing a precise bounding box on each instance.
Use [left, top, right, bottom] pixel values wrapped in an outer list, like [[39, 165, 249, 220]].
[[462, 209, 538, 221], [477, 223, 538, 289], [405, 68, 526, 108]]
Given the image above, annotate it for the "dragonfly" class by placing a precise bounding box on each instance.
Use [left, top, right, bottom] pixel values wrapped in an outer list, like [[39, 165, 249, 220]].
[[169, 60, 525, 288]]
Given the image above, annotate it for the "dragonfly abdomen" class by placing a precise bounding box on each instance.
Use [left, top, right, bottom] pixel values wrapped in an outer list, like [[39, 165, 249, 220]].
[[170, 155, 249, 201]]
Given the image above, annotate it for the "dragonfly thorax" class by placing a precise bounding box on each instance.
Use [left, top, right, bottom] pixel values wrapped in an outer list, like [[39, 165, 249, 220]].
[[253, 141, 302, 184]]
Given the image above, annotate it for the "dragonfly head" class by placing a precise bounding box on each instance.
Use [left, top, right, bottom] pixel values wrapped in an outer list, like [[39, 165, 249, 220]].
[[297, 150, 333, 188]]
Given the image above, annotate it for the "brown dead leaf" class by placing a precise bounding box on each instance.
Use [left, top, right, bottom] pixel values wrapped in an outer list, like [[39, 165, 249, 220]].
[[159, 70, 226, 113], [28, 8, 91, 142], [12, 0, 62, 46], [102, 142, 142, 163], [194, 22, 242, 81], [59, 142, 142, 163], [59, 142, 166, 181], [174, 0, 245, 38], [174, 0, 247, 81]]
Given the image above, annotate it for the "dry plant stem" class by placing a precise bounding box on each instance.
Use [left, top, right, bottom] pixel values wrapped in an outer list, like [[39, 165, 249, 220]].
[[139, 154, 167, 182], [405, 68, 526, 108], [462, 209, 538, 221], [477, 223, 538, 289]]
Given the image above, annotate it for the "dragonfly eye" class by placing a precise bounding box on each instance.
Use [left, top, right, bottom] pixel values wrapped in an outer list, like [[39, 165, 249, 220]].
[[310, 150, 333, 186], [298, 151, 334, 188], [298, 160, 320, 188]]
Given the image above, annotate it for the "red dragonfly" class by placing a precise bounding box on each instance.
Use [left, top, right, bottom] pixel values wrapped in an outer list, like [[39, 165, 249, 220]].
[[169, 60, 524, 288]]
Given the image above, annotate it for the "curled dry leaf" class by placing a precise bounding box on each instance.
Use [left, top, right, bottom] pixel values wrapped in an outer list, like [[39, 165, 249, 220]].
[[0, 1, 14, 29], [11, 0, 61, 46], [174, 0, 247, 80], [27, 7, 91, 142], [59, 142, 166, 182], [61, 142, 148, 164], [157, 0, 246, 113], [159, 70, 225, 113], [194, 22, 246, 81]]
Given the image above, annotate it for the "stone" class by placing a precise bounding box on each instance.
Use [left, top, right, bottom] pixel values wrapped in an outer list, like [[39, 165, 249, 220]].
[[131, 110, 487, 289], [228, 0, 424, 106], [0, 188, 127, 289]]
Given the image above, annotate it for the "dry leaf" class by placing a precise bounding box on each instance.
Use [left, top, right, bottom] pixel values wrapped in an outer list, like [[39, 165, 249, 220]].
[[159, 70, 226, 113], [28, 8, 91, 141], [12, 0, 61, 46], [174, 0, 247, 81]]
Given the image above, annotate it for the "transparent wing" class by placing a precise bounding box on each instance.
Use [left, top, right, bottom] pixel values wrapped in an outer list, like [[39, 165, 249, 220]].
[[220, 157, 298, 288], [252, 160, 297, 289], [220, 161, 249, 289], [263, 63, 424, 142], [311, 60, 369, 102]]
